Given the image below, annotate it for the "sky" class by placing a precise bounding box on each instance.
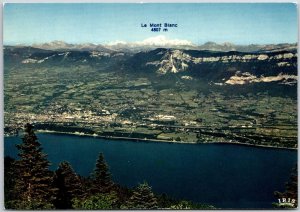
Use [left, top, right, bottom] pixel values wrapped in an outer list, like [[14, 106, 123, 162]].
[[3, 3, 298, 45]]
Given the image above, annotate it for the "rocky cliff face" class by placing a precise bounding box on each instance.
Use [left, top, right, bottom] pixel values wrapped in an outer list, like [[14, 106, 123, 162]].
[[145, 49, 296, 73], [4, 45, 298, 87], [128, 48, 297, 86]]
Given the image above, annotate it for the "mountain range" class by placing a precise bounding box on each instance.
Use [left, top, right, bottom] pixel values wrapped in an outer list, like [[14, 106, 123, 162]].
[[4, 40, 298, 148], [4, 40, 297, 95], [12, 36, 297, 53]]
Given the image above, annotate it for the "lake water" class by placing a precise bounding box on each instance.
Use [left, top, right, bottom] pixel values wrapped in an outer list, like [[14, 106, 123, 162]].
[[4, 133, 297, 209]]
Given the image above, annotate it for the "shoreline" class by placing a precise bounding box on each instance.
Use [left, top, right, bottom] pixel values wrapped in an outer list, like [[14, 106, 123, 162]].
[[32, 129, 298, 151]]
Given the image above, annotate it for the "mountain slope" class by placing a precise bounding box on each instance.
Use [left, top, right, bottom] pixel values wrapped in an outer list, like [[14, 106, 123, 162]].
[[124, 48, 297, 87], [4, 45, 297, 88]]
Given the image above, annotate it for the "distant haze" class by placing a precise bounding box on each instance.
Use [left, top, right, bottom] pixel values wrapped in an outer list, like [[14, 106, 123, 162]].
[[9, 37, 295, 53]]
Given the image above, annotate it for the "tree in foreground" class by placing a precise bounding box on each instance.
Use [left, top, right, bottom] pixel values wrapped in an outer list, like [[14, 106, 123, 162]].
[[72, 193, 119, 209], [11, 123, 57, 209], [169, 200, 216, 209], [90, 153, 113, 194], [273, 165, 298, 208], [54, 161, 84, 209], [4, 156, 17, 208], [126, 182, 158, 209]]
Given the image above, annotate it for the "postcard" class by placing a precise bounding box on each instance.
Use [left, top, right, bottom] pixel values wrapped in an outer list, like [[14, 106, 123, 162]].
[[3, 2, 298, 209]]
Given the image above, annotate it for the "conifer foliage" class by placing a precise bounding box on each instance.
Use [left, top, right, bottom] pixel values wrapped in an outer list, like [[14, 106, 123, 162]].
[[91, 153, 113, 194], [4, 124, 214, 209], [13, 123, 57, 209], [274, 165, 298, 208], [4, 156, 17, 208], [54, 161, 84, 209], [126, 182, 158, 209]]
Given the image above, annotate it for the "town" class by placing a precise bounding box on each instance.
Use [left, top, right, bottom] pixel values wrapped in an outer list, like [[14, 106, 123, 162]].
[[4, 68, 297, 148]]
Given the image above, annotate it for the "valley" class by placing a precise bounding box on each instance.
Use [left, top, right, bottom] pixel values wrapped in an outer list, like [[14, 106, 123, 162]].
[[4, 45, 298, 148]]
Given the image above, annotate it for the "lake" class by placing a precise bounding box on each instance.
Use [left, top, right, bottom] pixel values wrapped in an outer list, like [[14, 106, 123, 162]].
[[4, 133, 297, 209]]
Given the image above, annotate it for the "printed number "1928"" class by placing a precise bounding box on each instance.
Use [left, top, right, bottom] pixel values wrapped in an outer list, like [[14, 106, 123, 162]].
[[151, 28, 161, 32]]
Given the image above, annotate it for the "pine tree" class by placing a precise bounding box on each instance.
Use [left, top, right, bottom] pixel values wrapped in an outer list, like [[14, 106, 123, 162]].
[[126, 182, 158, 209], [4, 156, 18, 208], [274, 165, 298, 208], [91, 153, 113, 194], [54, 161, 84, 209], [72, 193, 119, 209], [13, 123, 57, 209]]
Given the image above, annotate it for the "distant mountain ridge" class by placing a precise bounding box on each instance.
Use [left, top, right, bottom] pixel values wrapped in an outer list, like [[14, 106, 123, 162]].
[[31, 41, 114, 53], [195, 42, 297, 53], [12, 38, 297, 53]]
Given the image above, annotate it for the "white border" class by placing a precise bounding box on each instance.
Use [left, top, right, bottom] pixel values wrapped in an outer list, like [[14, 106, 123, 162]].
[[0, 1, 299, 212]]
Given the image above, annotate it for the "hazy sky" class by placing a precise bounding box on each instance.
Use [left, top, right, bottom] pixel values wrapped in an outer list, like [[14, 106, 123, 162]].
[[4, 3, 298, 45]]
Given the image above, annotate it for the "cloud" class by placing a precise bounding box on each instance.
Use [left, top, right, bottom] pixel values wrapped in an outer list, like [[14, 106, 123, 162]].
[[106, 35, 194, 46], [136, 35, 193, 46], [107, 40, 127, 45]]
